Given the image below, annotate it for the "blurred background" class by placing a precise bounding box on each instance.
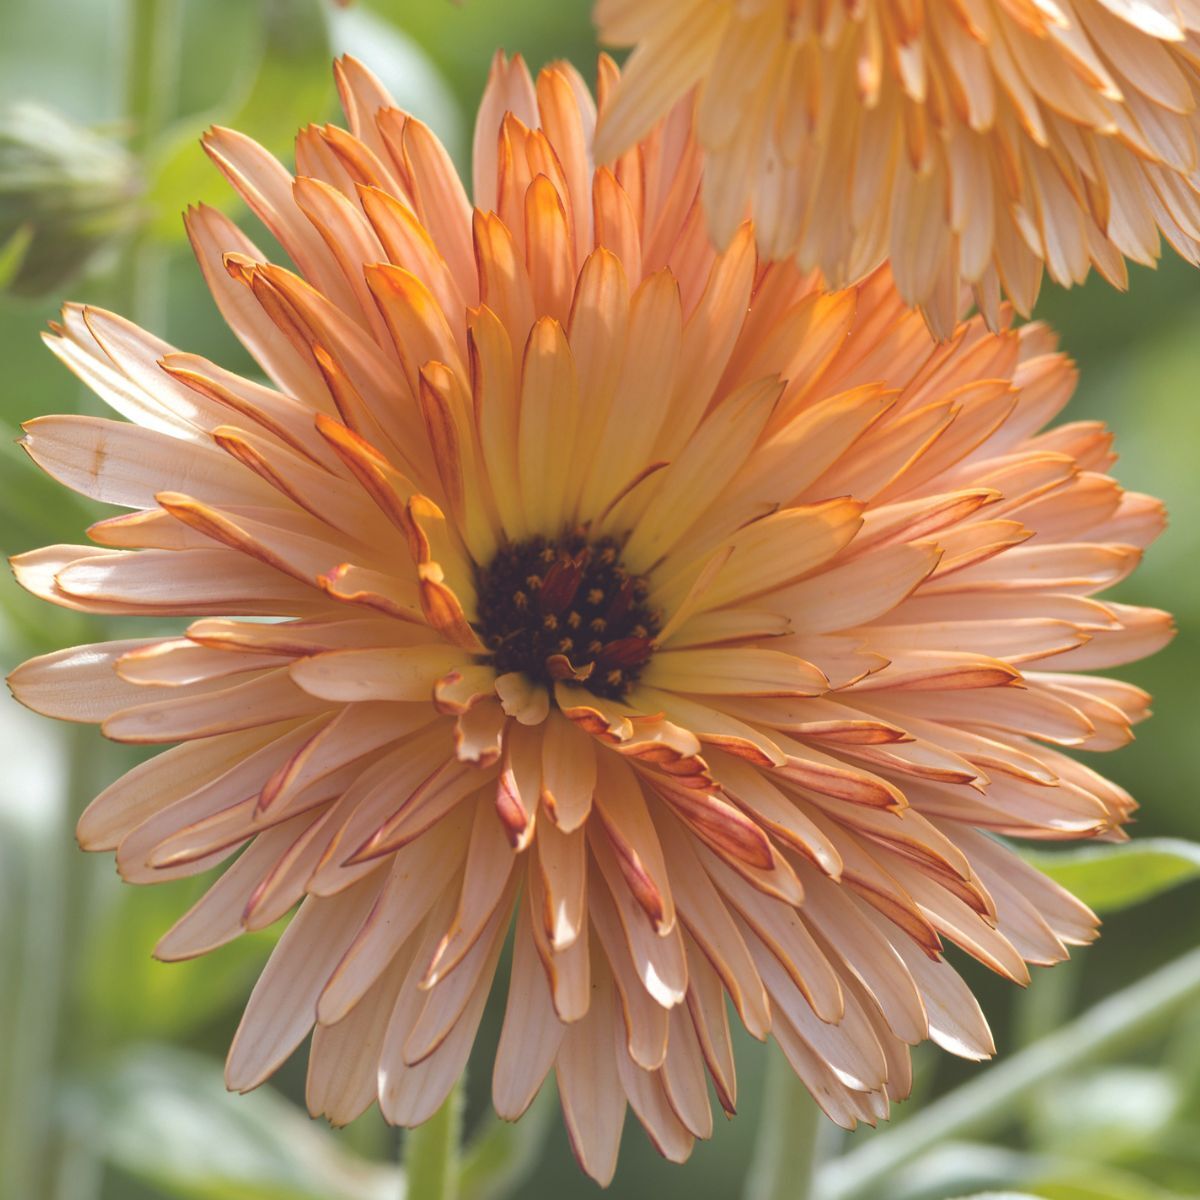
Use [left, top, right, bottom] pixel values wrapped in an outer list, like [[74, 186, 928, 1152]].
[[1, 2, 1199, 1198]]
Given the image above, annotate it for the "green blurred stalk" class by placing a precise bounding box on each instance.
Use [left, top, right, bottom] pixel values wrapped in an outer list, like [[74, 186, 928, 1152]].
[[1013, 956, 1080, 1049], [823, 944, 1200, 1199], [117, 0, 180, 324], [125, 0, 181, 156], [30, 4, 180, 1195], [744, 1048, 823, 1200], [405, 1077, 465, 1200], [458, 1084, 556, 1200], [0, 726, 74, 1200]]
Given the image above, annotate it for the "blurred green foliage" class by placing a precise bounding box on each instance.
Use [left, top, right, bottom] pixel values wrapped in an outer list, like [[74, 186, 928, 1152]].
[[1026, 842, 1200, 915], [0, 2, 1198, 1199]]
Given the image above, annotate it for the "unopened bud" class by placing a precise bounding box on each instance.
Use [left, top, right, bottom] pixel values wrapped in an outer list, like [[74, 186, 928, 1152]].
[[0, 103, 141, 297]]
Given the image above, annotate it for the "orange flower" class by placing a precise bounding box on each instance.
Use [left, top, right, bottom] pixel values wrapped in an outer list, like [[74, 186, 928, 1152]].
[[9, 54, 1173, 1183], [595, 0, 1200, 336]]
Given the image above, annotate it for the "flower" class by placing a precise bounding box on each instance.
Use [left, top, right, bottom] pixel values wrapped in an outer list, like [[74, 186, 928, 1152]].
[[9, 53, 1173, 1184], [593, 0, 1200, 336]]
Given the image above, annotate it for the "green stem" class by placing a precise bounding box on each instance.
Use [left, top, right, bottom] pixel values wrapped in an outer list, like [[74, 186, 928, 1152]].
[[23, 5, 180, 1194], [125, 0, 181, 155], [744, 1047, 824, 1200], [0, 725, 73, 1200], [405, 1077, 465, 1200], [1012, 956, 1079, 1050], [116, 0, 179, 324], [458, 1084, 555, 1200], [823, 944, 1200, 1200]]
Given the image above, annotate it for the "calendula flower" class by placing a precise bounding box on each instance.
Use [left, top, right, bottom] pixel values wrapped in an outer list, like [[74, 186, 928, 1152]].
[[594, 0, 1200, 336], [9, 54, 1172, 1184]]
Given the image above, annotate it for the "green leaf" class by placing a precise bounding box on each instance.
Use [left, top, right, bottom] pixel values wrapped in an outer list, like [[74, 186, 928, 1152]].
[[1031, 1168, 1187, 1200], [1023, 840, 1200, 913], [146, 0, 333, 240], [950, 1194, 1044, 1199], [1027, 1067, 1179, 1161], [0, 222, 32, 287], [73, 1045, 400, 1200], [80, 873, 283, 1042]]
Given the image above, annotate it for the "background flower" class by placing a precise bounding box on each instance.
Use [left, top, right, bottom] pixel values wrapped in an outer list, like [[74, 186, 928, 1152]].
[[595, 0, 1200, 336]]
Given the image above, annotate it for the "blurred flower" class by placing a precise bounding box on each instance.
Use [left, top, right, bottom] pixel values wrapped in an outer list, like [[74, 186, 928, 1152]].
[[8, 53, 1173, 1184], [594, 0, 1200, 337], [0, 103, 140, 297]]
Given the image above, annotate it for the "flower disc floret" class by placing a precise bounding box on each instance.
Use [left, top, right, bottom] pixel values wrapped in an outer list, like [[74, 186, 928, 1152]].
[[476, 533, 659, 700]]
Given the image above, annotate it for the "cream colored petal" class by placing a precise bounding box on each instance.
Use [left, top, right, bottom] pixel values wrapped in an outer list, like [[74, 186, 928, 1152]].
[[701, 846, 843, 1023], [652, 499, 864, 616], [202, 126, 358, 315], [260, 702, 433, 816], [289, 645, 468, 703], [651, 811, 770, 1038], [642, 647, 827, 698], [226, 872, 385, 1092], [540, 709, 598, 830], [492, 891, 566, 1119], [9, 637, 158, 723], [659, 1001, 713, 1139], [589, 820, 689, 1008], [377, 889, 506, 1127], [307, 948, 410, 1126], [744, 919, 887, 1093], [555, 966, 626, 1186], [154, 812, 318, 960], [76, 724, 285, 851], [495, 671, 551, 726], [114, 638, 282, 688], [518, 317, 581, 531], [578, 270, 682, 522], [631, 687, 785, 767], [316, 807, 473, 1024], [593, 751, 676, 933], [20, 414, 268, 510], [405, 877, 516, 1064], [103, 669, 328, 744], [495, 719, 541, 849], [798, 866, 927, 1044], [618, 374, 780, 568], [41, 546, 326, 617], [593, 2, 724, 163], [614, 1028, 695, 1164], [590, 880, 670, 1070], [684, 940, 739, 1115], [182, 206, 321, 403], [536, 816, 587, 949], [527, 859, 593, 1022], [421, 792, 517, 987], [709, 750, 843, 876]]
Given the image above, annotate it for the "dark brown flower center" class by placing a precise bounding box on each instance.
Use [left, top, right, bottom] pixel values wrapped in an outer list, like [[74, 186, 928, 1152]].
[[474, 534, 660, 700]]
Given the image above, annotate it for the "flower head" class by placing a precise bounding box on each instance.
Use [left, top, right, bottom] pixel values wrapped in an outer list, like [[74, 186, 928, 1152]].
[[594, 0, 1200, 336], [9, 54, 1172, 1184]]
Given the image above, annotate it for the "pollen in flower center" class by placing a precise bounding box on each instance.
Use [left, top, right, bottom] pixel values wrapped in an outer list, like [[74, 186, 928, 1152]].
[[474, 534, 660, 700]]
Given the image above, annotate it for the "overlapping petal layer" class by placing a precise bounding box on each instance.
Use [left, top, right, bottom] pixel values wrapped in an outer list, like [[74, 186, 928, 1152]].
[[595, 0, 1200, 335], [9, 54, 1172, 1184]]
